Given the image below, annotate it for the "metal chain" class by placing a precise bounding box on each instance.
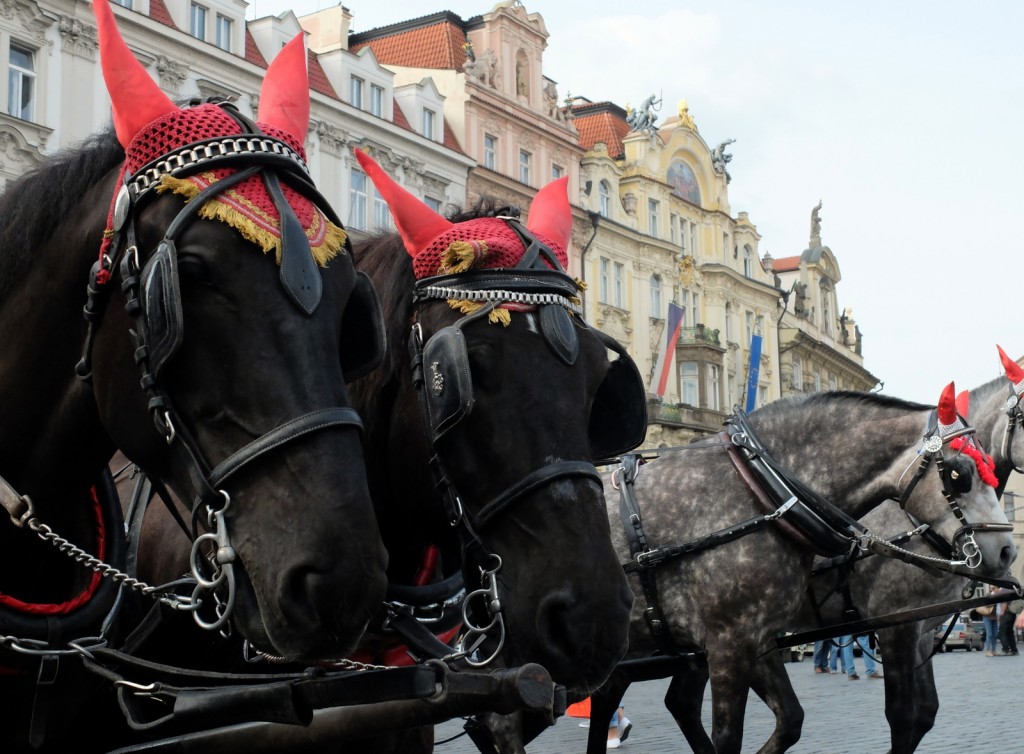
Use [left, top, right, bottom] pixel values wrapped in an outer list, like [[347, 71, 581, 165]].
[[416, 285, 583, 315], [26, 518, 195, 611]]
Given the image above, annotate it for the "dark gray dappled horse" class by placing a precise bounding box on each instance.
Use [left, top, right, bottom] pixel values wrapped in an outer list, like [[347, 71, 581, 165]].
[[590, 387, 1015, 754], [639, 351, 1024, 754], [484, 387, 1014, 754]]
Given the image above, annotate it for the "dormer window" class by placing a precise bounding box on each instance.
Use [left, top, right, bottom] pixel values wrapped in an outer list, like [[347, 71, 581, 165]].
[[422, 108, 436, 140], [350, 76, 363, 109], [189, 3, 207, 41], [370, 85, 383, 117], [215, 15, 232, 51]]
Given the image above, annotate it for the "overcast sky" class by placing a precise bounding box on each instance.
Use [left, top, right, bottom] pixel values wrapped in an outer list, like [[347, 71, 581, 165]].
[[248, 0, 1024, 405]]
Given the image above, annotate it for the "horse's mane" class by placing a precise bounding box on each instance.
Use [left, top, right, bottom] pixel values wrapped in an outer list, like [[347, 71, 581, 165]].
[[0, 129, 124, 296], [756, 390, 934, 418]]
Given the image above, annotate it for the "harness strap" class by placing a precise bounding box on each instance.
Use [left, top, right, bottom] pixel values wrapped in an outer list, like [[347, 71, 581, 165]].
[[473, 461, 600, 531], [79, 647, 439, 732]]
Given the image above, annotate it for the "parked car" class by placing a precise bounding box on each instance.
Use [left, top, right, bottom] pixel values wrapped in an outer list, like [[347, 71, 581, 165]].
[[933, 618, 982, 651]]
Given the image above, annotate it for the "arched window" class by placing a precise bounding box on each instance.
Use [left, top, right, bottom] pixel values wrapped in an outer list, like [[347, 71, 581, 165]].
[[598, 180, 611, 217]]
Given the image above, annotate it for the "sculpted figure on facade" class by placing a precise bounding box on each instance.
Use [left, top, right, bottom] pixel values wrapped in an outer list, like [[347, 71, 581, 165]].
[[465, 47, 498, 88], [810, 199, 822, 247], [543, 79, 563, 120], [677, 99, 696, 130], [627, 93, 661, 133], [711, 138, 735, 182]]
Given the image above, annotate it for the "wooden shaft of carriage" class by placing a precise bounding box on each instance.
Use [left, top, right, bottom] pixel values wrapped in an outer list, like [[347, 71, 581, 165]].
[[106, 663, 562, 753]]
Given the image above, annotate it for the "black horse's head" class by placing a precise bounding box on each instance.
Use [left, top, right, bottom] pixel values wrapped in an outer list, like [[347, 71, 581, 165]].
[[351, 151, 642, 690], [82, 0, 387, 661]]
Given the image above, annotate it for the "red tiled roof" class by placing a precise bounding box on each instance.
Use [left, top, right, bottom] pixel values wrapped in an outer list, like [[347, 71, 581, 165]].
[[392, 99, 411, 130], [148, 0, 176, 29], [307, 51, 337, 98], [771, 255, 801, 272], [244, 28, 268, 69], [574, 107, 630, 159], [442, 117, 462, 152], [350, 20, 468, 70]]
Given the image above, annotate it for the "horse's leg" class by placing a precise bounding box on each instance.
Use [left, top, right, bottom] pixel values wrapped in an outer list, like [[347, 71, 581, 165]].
[[663, 667, 715, 754], [746, 653, 804, 754], [878, 624, 938, 754], [586, 678, 629, 754], [705, 644, 756, 754]]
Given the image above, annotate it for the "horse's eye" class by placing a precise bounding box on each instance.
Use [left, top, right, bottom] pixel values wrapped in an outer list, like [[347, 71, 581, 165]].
[[467, 343, 499, 390], [177, 255, 212, 286]]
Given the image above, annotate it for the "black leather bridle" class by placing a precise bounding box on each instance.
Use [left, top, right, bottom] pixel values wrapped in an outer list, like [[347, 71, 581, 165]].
[[74, 101, 366, 631]]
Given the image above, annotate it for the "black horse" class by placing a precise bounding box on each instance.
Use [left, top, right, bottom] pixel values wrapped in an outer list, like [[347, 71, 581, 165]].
[[348, 149, 641, 697], [99, 150, 647, 751], [0, 2, 387, 750]]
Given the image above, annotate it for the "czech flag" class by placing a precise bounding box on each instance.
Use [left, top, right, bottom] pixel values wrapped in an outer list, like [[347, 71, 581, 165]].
[[649, 301, 685, 397]]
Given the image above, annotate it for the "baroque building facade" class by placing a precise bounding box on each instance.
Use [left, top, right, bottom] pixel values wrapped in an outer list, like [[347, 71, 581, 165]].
[[3, 0, 877, 454], [0, 0, 473, 233]]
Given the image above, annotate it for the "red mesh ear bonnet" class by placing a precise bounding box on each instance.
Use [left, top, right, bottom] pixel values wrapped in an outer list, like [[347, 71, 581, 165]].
[[353, 149, 570, 278], [94, 0, 344, 267]]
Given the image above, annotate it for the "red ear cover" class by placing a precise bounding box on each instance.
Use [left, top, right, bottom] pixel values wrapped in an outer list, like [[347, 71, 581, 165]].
[[93, 0, 176, 146], [353, 148, 453, 257], [937, 382, 957, 427], [955, 390, 970, 421], [257, 33, 310, 143], [997, 344, 1024, 385], [526, 176, 571, 251]]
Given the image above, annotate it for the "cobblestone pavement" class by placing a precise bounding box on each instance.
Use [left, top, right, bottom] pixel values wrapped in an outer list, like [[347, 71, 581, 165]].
[[434, 648, 1017, 753]]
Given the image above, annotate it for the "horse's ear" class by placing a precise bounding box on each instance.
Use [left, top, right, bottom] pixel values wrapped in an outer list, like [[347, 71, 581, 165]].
[[257, 33, 309, 143], [93, 0, 176, 147], [997, 344, 1024, 385], [955, 390, 970, 421], [353, 148, 453, 257], [937, 381, 961, 433], [526, 176, 571, 251]]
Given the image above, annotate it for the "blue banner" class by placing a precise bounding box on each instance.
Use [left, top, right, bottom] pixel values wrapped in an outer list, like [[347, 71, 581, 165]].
[[745, 334, 762, 413]]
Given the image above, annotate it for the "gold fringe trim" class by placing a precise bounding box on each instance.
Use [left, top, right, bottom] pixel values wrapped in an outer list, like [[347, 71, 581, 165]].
[[447, 299, 512, 326], [157, 174, 347, 268]]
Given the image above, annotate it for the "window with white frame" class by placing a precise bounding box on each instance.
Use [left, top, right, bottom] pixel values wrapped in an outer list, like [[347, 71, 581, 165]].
[[650, 275, 662, 318], [424, 196, 443, 213], [755, 314, 764, 337], [349, 168, 368, 230], [551, 164, 564, 181], [743, 245, 753, 277], [725, 304, 734, 343], [598, 180, 611, 217], [706, 364, 720, 410], [692, 292, 700, 323], [373, 188, 390, 230], [612, 262, 624, 307], [680, 289, 689, 326], [350, 76, 363, 109], [670, 213, 678, 245], [483, 134, 496, 170], [814, 371, 822, 392], [215, 15, 232, 51], [745, 311, 753, 345], [792, 357, 803, 389], [680, 362, 699, 406], [422, 108, 435, 140], [519, 149, 531, 185], [189, 3, 207, 40], [7, 44, 35, 121], [690, 222, 698, 255], [370, 84, 383, 117], [111, 0, 132, 7], [828, 375, 837, 391], [648, 199, 659, 237], [599, 257, 610, 303]]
